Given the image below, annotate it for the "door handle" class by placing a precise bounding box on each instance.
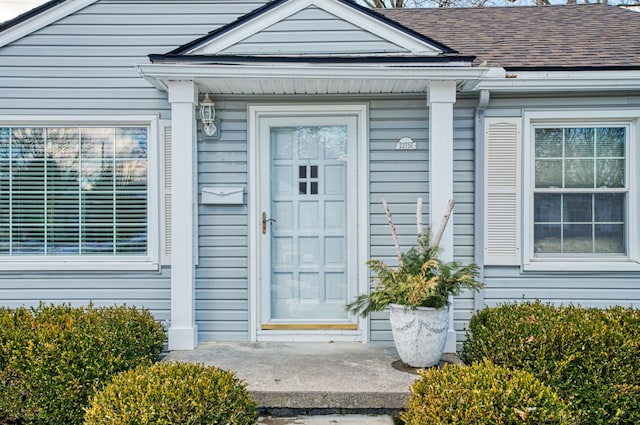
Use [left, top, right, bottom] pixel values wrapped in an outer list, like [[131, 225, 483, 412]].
[[262, 212, 277, 235]]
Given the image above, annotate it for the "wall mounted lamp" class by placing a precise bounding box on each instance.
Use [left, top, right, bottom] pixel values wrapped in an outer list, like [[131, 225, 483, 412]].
[[199, 93, 218, 137]]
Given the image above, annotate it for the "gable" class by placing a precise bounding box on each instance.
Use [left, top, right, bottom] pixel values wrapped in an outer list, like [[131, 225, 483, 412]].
[[174, 0, 454, 58], [217, 6, 409, 56]]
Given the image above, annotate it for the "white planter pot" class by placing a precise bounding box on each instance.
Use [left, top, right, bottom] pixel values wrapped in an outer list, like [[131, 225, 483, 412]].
[[388, 303, 449, 368]]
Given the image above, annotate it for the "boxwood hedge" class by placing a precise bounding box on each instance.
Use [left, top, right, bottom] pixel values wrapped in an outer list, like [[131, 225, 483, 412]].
[[403, 360, 573, 425], [463, 301, 640, 425], [0, 304, 165, 425], [84, 362, 257, 425]]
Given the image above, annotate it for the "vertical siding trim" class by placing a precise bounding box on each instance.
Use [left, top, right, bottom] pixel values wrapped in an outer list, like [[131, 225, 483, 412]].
[[160, 119, 172, 265], [484, 117, 520, 265]]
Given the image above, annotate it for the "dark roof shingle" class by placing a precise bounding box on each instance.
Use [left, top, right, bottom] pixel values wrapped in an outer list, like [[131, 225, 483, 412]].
[[379, 4, 640, 69]]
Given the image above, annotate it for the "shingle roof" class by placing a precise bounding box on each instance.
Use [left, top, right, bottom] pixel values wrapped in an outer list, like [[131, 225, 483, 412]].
[[379, 4, 640, 70], [3, 1, 639, 70]]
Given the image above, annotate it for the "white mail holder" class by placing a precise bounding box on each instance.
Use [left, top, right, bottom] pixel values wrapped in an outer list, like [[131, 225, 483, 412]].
[[201, 187, 244, 205]]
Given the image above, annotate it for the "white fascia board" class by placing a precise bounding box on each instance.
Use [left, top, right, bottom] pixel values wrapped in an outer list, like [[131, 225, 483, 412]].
[[473, 70, 640, 92], [0, 0, 97, 48], [138, 63, 491, 85], [189, 0, 442, 56]]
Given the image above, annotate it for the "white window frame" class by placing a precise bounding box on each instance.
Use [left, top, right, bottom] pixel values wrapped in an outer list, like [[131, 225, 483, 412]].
[[523, 110, 640, 272], [0, 115, 160, 271]]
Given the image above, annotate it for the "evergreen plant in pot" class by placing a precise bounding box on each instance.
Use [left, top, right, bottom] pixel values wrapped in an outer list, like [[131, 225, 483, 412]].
[[346, 199, 483, 368]]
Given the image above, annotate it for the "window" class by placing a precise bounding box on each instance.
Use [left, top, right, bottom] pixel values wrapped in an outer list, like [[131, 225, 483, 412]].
[[0, 122, 157, 268], [533, 126, 627, 256], [521, 111, 640, 271], [298, 165, 319, 195]]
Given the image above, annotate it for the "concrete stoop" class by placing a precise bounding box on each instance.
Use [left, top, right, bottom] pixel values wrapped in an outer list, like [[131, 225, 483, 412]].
[[164, 342, 461, 421]]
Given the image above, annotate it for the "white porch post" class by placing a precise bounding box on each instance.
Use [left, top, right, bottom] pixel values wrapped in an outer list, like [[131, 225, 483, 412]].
[[167, 80, 198, 350], [427, 80, 457, 353]]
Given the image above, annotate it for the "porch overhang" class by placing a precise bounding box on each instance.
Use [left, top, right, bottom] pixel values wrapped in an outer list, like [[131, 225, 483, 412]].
[[137, 61, 502, 96]]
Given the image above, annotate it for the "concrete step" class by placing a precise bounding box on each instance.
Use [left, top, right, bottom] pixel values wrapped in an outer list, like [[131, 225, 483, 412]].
[[257, 414, 395, 425], [164, 342, 418, 413]]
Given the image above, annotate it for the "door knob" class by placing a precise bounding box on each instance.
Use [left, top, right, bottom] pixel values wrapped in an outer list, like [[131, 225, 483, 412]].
[[262, 212, 277, 235]]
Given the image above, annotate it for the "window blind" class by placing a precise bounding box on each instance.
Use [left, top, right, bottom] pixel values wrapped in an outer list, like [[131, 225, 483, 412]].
[[0, 126, 148, 256]]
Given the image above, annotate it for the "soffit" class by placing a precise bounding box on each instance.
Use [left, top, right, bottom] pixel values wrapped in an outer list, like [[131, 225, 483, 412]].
[[138, 63, 494, 95]]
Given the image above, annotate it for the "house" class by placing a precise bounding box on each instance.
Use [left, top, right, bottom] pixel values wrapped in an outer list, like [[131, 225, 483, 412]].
[[1, 0, 639, 352]]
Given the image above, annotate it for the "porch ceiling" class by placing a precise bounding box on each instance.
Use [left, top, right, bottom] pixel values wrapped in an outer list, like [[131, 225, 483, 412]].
[[137, 63, 498, 95]]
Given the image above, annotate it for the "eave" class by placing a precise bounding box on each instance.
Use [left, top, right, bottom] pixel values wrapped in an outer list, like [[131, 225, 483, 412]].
[[148, 54, 476, 64], [137, 62, 498, 96], [470, 70, 640, 93]]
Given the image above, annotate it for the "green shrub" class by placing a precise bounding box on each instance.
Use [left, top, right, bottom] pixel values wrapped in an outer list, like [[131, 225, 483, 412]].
[[402, 360, 573, 425], [463, 301, 640, 425], [84, 362, 257, 425], [0, 304, 165, 425]]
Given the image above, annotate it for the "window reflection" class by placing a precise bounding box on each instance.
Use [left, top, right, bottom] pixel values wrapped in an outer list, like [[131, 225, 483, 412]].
[[533, 126, 626, 256], [0, 126, 148, 256]]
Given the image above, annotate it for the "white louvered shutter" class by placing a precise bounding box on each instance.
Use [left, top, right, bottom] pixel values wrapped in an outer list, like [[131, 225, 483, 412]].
[[484, 117, 521, 265], [159, 120, 172, 265]]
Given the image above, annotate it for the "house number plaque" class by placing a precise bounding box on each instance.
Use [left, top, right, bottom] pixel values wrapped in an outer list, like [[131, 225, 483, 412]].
[[395, 137, 417, 150]]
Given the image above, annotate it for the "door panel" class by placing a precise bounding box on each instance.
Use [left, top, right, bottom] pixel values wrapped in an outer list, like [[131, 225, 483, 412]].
[[260, 118, 357, 327]]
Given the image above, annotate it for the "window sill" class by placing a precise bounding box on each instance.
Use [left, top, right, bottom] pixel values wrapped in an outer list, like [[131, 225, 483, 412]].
[[0, 258, 160, 272], [523, 259, 640, 272]]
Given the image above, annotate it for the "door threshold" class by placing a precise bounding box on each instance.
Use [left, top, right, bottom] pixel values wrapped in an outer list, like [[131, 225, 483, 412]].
[[261, 324, 358, 330]]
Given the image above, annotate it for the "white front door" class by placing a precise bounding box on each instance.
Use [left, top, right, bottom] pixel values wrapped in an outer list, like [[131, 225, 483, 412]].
[[255, 112, 362, 339]]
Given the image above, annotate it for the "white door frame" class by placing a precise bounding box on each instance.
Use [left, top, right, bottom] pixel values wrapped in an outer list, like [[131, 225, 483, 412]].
[[248, 104, 369, 342]]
